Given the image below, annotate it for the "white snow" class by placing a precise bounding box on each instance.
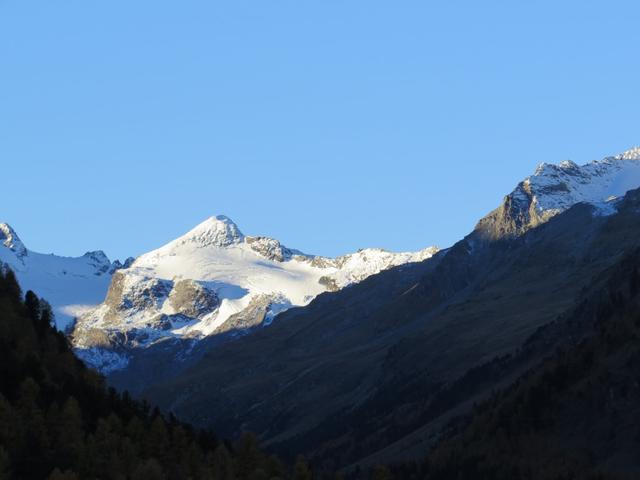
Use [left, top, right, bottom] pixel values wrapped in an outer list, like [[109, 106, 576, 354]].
[[0, 224, 117, 331], [9, 146, 640, 373], [74, 347, 129, 374], [74, 216, 439, 361], [330, 247, 437, 287], [519, 146, 640, 218]]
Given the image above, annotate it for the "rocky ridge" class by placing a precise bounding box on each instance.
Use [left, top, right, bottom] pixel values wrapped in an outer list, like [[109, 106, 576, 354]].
[[139, 147, 640, 469], [72, 215, 438, 372], [475, 147, 640, 240]]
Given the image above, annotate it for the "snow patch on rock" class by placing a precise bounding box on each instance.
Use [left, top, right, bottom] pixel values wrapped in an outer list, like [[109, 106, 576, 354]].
[[522, 147, 640, 218], [477, 147, 640, 240]]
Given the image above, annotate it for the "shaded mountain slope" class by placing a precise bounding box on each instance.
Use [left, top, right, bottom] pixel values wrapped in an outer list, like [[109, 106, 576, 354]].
[[91, 148, 640, 382], [416, 247, 640, 480], [145, 182, 640, 469]]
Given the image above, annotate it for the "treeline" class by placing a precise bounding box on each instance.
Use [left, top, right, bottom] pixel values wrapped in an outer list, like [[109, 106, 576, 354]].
[[0, 266, 313, 480]]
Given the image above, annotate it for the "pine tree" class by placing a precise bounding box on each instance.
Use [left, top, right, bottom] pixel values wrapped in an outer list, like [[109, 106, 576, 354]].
[[24, 291, 40, 322], [39, 299, 54, 329], [264, 454, 286, 480], [17, 377, 51, 475], [47, 468, 79, 480], [235, 432, 263, 479], [0, 446, 10, 480], [292, 456, 312, 480], [1, 269, 21, 302], [211, 443, 234, 480], [371, 465, 393, 480], [131, 458, 166, 480], [0, 394, 16, 448], [148, 415, 170, 459], [56, 397, 84, 466]]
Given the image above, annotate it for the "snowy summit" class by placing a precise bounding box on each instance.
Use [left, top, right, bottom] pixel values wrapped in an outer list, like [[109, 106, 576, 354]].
[[475, 147, 640, 240], [72, 215, 438, 372], [518, 146, 640, 218]]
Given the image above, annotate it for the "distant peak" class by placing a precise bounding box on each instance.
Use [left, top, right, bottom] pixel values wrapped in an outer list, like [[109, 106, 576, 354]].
[[558, 159, 579, 170], [83, 250, 111, 265], [613, 146, 640, 161], [532, 147, 640, 178], [482, 146, 640, 240], [200, 215, 242, 233], [533, 162, 555, 176], [179, 215, 244, 248], [533, 159, 580, 177], [0, 223, 27, 257], [209, 214, 237, 225]]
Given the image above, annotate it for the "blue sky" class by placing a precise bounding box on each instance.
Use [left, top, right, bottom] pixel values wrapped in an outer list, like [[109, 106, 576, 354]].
[[1, 1, 639, 260]]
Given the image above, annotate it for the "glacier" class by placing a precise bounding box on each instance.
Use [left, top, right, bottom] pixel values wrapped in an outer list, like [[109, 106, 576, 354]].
[[71, 215, 439, 371]]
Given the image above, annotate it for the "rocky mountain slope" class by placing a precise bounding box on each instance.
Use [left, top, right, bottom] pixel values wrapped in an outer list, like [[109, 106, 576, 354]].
[[6, 146, 640, 473], [140, 147, 640, 469], [415, 247, 640, 479], [0, 223, 129, 330], [71, 216, 437, 373]]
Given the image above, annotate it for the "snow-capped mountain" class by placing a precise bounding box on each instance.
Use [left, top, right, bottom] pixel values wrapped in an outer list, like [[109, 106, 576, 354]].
[[8, 146, 640, 377], [0, 223, 131, 330], [72, 215, 438, 372], [476, 146, 640, 240], [135, 147, 640, 465]]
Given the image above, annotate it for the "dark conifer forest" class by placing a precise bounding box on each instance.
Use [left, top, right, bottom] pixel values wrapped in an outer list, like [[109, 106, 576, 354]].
[[0, 266, 307, 480], [5, 241, 640, 480]]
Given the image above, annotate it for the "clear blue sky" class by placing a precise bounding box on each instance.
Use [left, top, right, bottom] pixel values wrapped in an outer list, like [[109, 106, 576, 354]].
[[1, 1, 639, 261]]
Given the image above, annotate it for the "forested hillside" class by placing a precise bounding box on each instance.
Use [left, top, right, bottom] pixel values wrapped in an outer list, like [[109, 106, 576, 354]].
[[395, 248, 640, 480], [146, 189, 640, 470], [0, 266, 307, 480]]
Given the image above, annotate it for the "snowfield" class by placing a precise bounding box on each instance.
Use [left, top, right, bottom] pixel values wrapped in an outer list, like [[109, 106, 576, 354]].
[[72, 215, 439, 372], [0, 223, 122, 331]]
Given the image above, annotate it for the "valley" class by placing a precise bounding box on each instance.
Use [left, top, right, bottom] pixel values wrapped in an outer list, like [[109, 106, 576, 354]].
[[4, 147, 640, 478]]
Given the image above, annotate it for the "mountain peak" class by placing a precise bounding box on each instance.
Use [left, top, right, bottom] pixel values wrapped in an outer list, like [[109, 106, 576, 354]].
[[178, 215, 245, 248], [558, 159, 579, 170], [476, 147, 640, 240], [524, 147, 640, 215], [0, 223, 27, 257], [82, 250, 112, 266], [613, 146, 640, 161]]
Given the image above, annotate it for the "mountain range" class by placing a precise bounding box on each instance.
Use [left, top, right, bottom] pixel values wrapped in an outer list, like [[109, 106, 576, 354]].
[[4, 146, 640, 477], [0, 214, 437, 375], [137, 146, 640, 471]]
